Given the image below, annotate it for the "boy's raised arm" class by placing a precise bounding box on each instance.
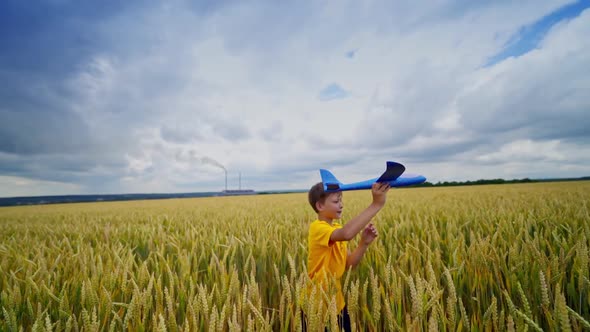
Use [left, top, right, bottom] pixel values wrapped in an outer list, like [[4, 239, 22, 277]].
[[330, 182, 390, 242]]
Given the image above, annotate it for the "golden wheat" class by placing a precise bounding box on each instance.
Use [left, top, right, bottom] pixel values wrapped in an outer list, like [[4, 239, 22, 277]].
[[0, 181, 588, 330]]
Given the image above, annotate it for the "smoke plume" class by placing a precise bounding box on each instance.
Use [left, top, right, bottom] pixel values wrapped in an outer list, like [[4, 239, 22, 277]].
[[175, 149, 226, 171]]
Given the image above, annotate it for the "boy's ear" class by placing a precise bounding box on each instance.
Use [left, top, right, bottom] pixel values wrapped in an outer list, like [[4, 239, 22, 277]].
[[315, 201, 323, 212]]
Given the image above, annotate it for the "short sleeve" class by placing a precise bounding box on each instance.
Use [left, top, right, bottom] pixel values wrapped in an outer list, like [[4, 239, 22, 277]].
[[309, 221, 336, 247]]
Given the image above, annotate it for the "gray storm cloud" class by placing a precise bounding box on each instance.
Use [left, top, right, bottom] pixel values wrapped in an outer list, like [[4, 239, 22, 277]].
[[1, 0, 589, 196]]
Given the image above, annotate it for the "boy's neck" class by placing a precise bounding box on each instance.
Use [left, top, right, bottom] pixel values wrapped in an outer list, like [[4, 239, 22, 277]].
[[318, 214, 333, 224]]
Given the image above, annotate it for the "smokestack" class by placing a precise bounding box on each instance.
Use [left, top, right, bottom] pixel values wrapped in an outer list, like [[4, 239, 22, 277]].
[[224, 169, 227, 191], [239, 172, 241, 190]]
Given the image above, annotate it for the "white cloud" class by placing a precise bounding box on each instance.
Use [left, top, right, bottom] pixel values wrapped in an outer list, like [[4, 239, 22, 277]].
[[0, 176, 81, 197], [476, 139, 566, 163]]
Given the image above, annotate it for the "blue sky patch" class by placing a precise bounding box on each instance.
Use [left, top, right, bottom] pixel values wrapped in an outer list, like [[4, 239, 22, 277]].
[[318, 83, 350, 101], [345, 49, 358, 58], [485, 0, 589, 66]]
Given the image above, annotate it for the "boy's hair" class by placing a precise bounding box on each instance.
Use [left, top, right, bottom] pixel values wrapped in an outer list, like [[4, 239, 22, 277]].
[[308, 182, 342, 213], [308, 182, 327, 213]]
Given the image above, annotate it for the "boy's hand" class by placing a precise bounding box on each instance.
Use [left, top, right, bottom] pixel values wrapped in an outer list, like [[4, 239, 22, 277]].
[[371, 182, 390, 207], [361, 223, 378, 245]]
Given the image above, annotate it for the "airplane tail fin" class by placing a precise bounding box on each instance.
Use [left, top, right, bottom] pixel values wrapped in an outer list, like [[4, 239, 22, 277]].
[[376, 161, 406, 183], [320, 169, 343, 192]]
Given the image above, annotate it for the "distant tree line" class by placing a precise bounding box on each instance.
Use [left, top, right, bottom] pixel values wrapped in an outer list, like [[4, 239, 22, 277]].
[[411, 176, 590, 187]]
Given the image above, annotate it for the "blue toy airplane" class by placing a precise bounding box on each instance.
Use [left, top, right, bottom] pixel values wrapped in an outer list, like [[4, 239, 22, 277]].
[[320, 161, 426, 193]]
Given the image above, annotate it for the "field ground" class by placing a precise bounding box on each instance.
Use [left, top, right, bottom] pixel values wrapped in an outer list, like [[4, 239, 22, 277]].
[[1, 181, 589, 331]]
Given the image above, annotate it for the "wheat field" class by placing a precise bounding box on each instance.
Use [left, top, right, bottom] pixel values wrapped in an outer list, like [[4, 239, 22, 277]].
[[0, 181, 589, 331]]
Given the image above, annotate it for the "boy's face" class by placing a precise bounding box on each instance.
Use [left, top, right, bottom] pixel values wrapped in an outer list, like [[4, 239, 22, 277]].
[[317, 192, 343, 220]]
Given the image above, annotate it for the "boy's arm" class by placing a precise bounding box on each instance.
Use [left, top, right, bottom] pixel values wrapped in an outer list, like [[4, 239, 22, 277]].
[[346, 224, 378, 268], [330, 183, 389, 242], [346, 244, 369, 268]]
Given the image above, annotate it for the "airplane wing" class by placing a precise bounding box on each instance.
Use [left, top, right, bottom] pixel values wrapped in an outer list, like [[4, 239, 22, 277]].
[[319, 168, 343, 191], [320, 161, 425, 193], [376, 161, 405, 183]]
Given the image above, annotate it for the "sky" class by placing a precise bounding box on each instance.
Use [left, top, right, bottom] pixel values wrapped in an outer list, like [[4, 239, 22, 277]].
[[1, 0, 589, 197]]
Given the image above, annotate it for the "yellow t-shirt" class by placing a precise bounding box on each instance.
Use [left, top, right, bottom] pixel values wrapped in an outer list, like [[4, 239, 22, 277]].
[[307, 219, 348, 311]]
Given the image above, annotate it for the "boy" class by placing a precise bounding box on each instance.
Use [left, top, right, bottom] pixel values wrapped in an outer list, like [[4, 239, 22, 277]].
[[305, 181, 390, 331]]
